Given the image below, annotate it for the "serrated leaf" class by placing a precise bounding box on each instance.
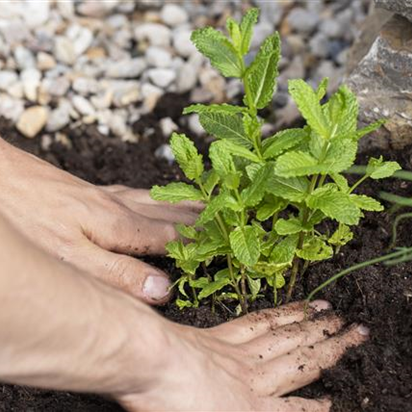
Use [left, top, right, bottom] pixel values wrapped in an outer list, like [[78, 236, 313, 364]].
[[184, 103, 245, 115], [198, 111, 251, 148], [198, 278, 231, 300], [230, 226, 260, 267], [356, 119, 385, 140], [289, 79, 330, 139], [248, 277, 261, 300], [176, 224, 198, 240], [246, 33, 281, 109], [275, 151, 318, 177], [151, 183, 204, 203], [256, 196, 286, 221], [328, 224, 353, 247], [366, 157, 402, 179], [269, 234, 299, 267], [190, 277, 210, 289], [166, 241, 200, 275], [266, 175, 309, 202], [191, 27, 242, 77], [220, 139, 261, 162], [242, 163, 272, 207], [203, 170, 220, 195], [170, 133, 204, 180], [240, 7, 259, 55], [226, 17, 241, 50], [297, 237, 333, 261], [307, 186, 361, 225], [275, 217, 304, 235], [350, 194, 384, 211], [331, 174, 349, 193], [245, 163, 261, 180], [198, 192, 238, 225], [316, 78, 329, 101], [176, 299, 194, 309], [263, 128, 309, 159]]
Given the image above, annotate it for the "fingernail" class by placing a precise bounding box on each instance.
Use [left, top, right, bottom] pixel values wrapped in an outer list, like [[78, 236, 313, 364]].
[[356, 324, 370, 336], [143, 275, 171, 301], [309, 300, 332, 312]]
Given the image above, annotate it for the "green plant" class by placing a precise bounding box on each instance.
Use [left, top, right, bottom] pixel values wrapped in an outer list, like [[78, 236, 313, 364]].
[[150, 8, 401, 314]]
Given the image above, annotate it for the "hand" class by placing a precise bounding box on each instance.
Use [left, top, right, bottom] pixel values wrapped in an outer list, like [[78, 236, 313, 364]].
[[117, 301, 369, 412], [0, 139, 200, 303]]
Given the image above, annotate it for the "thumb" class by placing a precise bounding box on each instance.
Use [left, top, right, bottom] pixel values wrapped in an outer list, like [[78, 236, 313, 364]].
[[71, 240, 172, 304]]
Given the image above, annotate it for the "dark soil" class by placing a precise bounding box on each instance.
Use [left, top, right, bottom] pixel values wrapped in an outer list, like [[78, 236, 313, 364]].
[[0, 94, 411, 412]]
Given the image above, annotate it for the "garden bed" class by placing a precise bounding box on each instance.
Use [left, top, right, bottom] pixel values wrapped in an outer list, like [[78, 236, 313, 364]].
[[0, 94, 411, 412]]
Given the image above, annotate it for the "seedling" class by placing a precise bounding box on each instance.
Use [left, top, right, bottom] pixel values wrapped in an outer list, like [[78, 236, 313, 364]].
[[151, 8, 401, 314]]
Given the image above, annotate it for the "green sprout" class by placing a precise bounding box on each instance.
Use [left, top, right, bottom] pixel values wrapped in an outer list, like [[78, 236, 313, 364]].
[[150, 8, 401, 314]]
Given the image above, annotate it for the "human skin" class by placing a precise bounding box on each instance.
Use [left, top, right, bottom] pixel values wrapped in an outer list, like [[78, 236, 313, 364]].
[[0, 214, 368, 412], [0, 137, 204, 303]]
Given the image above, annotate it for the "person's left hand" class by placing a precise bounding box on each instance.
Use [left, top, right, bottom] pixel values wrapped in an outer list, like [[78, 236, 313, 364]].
[[0, 138, 200, 304]]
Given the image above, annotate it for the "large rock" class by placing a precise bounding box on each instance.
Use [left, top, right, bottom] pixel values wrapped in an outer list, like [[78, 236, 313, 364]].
[[346, 15, 412, 150], [375, 0, 412, 22]]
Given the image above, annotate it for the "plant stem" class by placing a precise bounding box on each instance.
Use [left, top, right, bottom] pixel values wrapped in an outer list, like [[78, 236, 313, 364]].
[[227, 254, 246, 313], [349, 174, 368, 194], [240, 265, 248, 313]]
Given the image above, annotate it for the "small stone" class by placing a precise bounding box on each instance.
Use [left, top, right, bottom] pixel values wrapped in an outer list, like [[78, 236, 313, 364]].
[[0, 71, 18, 91], [54, 36, 76, 65], [14, 46, 36, 70], [148, 68, 176, 88], [251, 22, 273, 49], [310, 33, 330, 58], [141, 82, 164, 111], [46, 100, 72, 132], [105, 58, 147, 78], [199, 67, 226, 102], [104, 80, 141, 107], [21, 68, 41, 101], [0, 94, 24, 122], [91, 90, 113, 110], [279, 56, 305, 85], [160, 4, 189, 27], [187, 114, 204, 136], [16, 106, 49, 138], [173, 30, 197, 57], [37, 52, 56, 71], [41, 134, 53, 151], [77, 0, 119, 17], [108, 112, 128, 137], [41, 76, 71, 97], [86, 47, 106, 60], [21, 0, 50, 28], [155, 144, 175, 164], [146, 46, 172, 68], [320, 19, 344, 39], [72, 77, 99, 95], [72, 95, 96, 117], [190, 86, 213, 103], [160, 117, 178, 137], [287, 7, 320, 34], [57, 0, 75, 19], [134, 23, 172, 47], [315, 61, 343, 91], [8, 82, 24, 99], [72, 26, 94, 56], [176, 62, 198, 93], [55, 132, 72, 148]]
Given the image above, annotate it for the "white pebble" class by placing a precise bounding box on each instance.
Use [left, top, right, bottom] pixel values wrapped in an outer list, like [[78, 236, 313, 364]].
[[72, 95, 96, 116], [16, 106, 49, 138], [146, 46, 172, 68], [0, 71, 18, 91], [160, 117, 178, 137], [173, 30, 197, 57], [148, 68, 176, 88], [160, 4, 189, 27], [134, 23, 171, 47], [21, 68, 42, 101], [54, 36, 76, 65]]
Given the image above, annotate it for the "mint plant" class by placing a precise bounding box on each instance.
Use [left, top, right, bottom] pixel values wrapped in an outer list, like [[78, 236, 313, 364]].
[[150, 8, 401, 314]]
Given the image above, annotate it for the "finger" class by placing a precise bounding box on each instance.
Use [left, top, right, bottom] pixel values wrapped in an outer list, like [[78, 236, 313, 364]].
[[209, 300, 331, 344], [88, 210, 178, 255], [70, 240, 172, 304], [243, 315, 344, 362], [263, 397, 331, 412], [112, 187, 204, 213], [256, 324, 369, 397]]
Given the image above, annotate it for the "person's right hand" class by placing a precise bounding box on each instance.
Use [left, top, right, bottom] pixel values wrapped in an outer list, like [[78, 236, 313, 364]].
[[117, 300, 369, 412]]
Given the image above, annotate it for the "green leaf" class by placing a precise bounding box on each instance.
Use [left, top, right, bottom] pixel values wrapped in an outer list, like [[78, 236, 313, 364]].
[[297, 237, 333, 261], [263, 128, 309, 159], [176, 224, 198, 240], [219, 139, 261, 162], [229, 226, 261, 267], [226, 17, 241, 50], [366, 157, 402, 179], [246, 33, 281, 109], [166, 242, 200, 275], [275, 151, 318, 177], [183, 103, 245, 115], [176, 299, 194, 309], [247, 277, 261, 300], [256, 196, 286, 221], [331, 174, 349, 193], [266, 175, 309, 202], [242, 163, 273, 207], [356, 119, 385, 140], [151, 183, 204, 203], [289, 79, 330, 139], [190, 277, 210, 289], [350, 194, 384, 212], [316, 78, 329, 101], [191, 27, 242, 78], [275, 217, 304, 235], [269, 234, 299, 267], [321, 138, 357, 173], [198, 111, 251, 148], [198, 278, 231, 300], [198, 192, 239, 225], [328, 224, 353, 247], [307, 186, 361, 225], [203, 170, 220, 195], [239, 7, 259, 55], [170, 133, 204, 180]]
